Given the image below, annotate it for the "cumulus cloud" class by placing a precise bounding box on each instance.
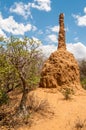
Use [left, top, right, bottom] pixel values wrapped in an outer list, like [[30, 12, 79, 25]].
[[46, 25, 59, 34], [39, 42, 86, 59], [39, 44, 57, 57], [73, 7, 86, 26], [10, 0, 51, 19], [67, 42, 86, 59], [45, 25, 67, 42], [50, 25, 59, 33], [47, 25, 68, 32], [0, 13, 37, 35], [10, 2, 32, 19], [32, 0, 51, 12], [47, 34, 57, 43], [84, 7, 86, 13]]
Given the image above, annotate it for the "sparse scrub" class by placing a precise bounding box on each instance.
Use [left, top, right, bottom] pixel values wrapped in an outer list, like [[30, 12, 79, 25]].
[[27, 93, 54, 116], [62, 88, 74, 100], [74, 117, 86, 130], [0, 93, 54, 129]]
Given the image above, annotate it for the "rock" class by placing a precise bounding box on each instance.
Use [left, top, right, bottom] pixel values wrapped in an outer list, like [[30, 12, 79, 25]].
[[39, 13, 81, 91]]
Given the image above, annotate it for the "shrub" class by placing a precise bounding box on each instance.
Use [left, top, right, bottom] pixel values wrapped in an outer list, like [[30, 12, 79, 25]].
[[27, 93, 54, 116], [81, 78, 86, 90], [62, 88, 74, 100]]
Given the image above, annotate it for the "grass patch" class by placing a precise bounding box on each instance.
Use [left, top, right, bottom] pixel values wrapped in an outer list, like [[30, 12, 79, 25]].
[[62, 88, 74, 100]]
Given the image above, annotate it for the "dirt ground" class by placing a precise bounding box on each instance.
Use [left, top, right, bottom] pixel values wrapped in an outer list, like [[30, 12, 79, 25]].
[[0, 88, 86, 130]]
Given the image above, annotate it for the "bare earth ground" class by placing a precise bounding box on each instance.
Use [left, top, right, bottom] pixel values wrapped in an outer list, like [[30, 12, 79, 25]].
[[1, 88, 86, 130]]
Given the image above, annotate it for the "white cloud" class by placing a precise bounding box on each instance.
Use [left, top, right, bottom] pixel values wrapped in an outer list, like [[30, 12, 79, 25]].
[[67, 42, 86, 59], [46, 25, 59, 34], [31, 36, 86, 60], [73, 7, 86, 26], [39, 42, 86, 60], [0, 13, 37, 35], [73, 15, 86, 26], [10, 2, 32, 19], [10, 0, 51, 19], [46, 25, 68, 35], [32, 0, 51, 12], [50, 25, 59, 33], [84, 7, 86, 13], [39, 44, 57, 57], [47, 34, 57, 43]]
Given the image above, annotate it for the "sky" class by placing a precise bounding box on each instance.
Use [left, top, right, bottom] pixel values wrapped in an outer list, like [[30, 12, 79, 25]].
[[0, 0, 86, 59]]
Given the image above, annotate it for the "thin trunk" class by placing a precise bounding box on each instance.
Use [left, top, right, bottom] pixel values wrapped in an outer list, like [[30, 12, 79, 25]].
[[18, 74, 29, 117]]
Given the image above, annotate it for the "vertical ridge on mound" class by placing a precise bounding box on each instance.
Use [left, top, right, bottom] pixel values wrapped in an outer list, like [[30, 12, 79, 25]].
[[39, 13, 81, 91]]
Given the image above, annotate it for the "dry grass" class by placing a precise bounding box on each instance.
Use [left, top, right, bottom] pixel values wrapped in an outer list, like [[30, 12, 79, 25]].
[[0, 90, 54, 130], [74, 117, 86, 130], [27, 93, 54, 116]]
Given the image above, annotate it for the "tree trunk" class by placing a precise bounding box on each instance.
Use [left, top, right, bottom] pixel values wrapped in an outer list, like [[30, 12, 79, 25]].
[[17, 74, 29, 117]]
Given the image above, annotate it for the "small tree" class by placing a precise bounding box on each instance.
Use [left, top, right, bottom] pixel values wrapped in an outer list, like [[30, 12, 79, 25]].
[[0, 36, 43, 116]]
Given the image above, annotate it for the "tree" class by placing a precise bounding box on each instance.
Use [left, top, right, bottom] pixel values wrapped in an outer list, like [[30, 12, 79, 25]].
[[0, 36, 43, 116]]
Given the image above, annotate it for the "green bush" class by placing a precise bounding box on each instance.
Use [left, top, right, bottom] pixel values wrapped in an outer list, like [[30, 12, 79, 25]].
[[0, 89, 9, 105], [81, 78, 86, 90], [62, 88, 74, 100]]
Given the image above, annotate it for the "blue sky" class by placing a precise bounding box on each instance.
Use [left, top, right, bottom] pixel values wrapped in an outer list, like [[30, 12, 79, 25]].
[[0, 0, 86, 59]]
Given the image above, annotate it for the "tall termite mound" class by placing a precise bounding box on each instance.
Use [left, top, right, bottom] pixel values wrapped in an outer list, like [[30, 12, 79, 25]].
[[39, 13, 81, 91]]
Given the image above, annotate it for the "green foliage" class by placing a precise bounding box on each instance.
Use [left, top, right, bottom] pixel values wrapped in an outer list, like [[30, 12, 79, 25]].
[[0, 36, 44, 114], [62, 88, 74, 100], [81, 78, 86, 90], [0, 46, 19, 92], [0, 36, 43, 92], [0, 89, 9, 105]]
